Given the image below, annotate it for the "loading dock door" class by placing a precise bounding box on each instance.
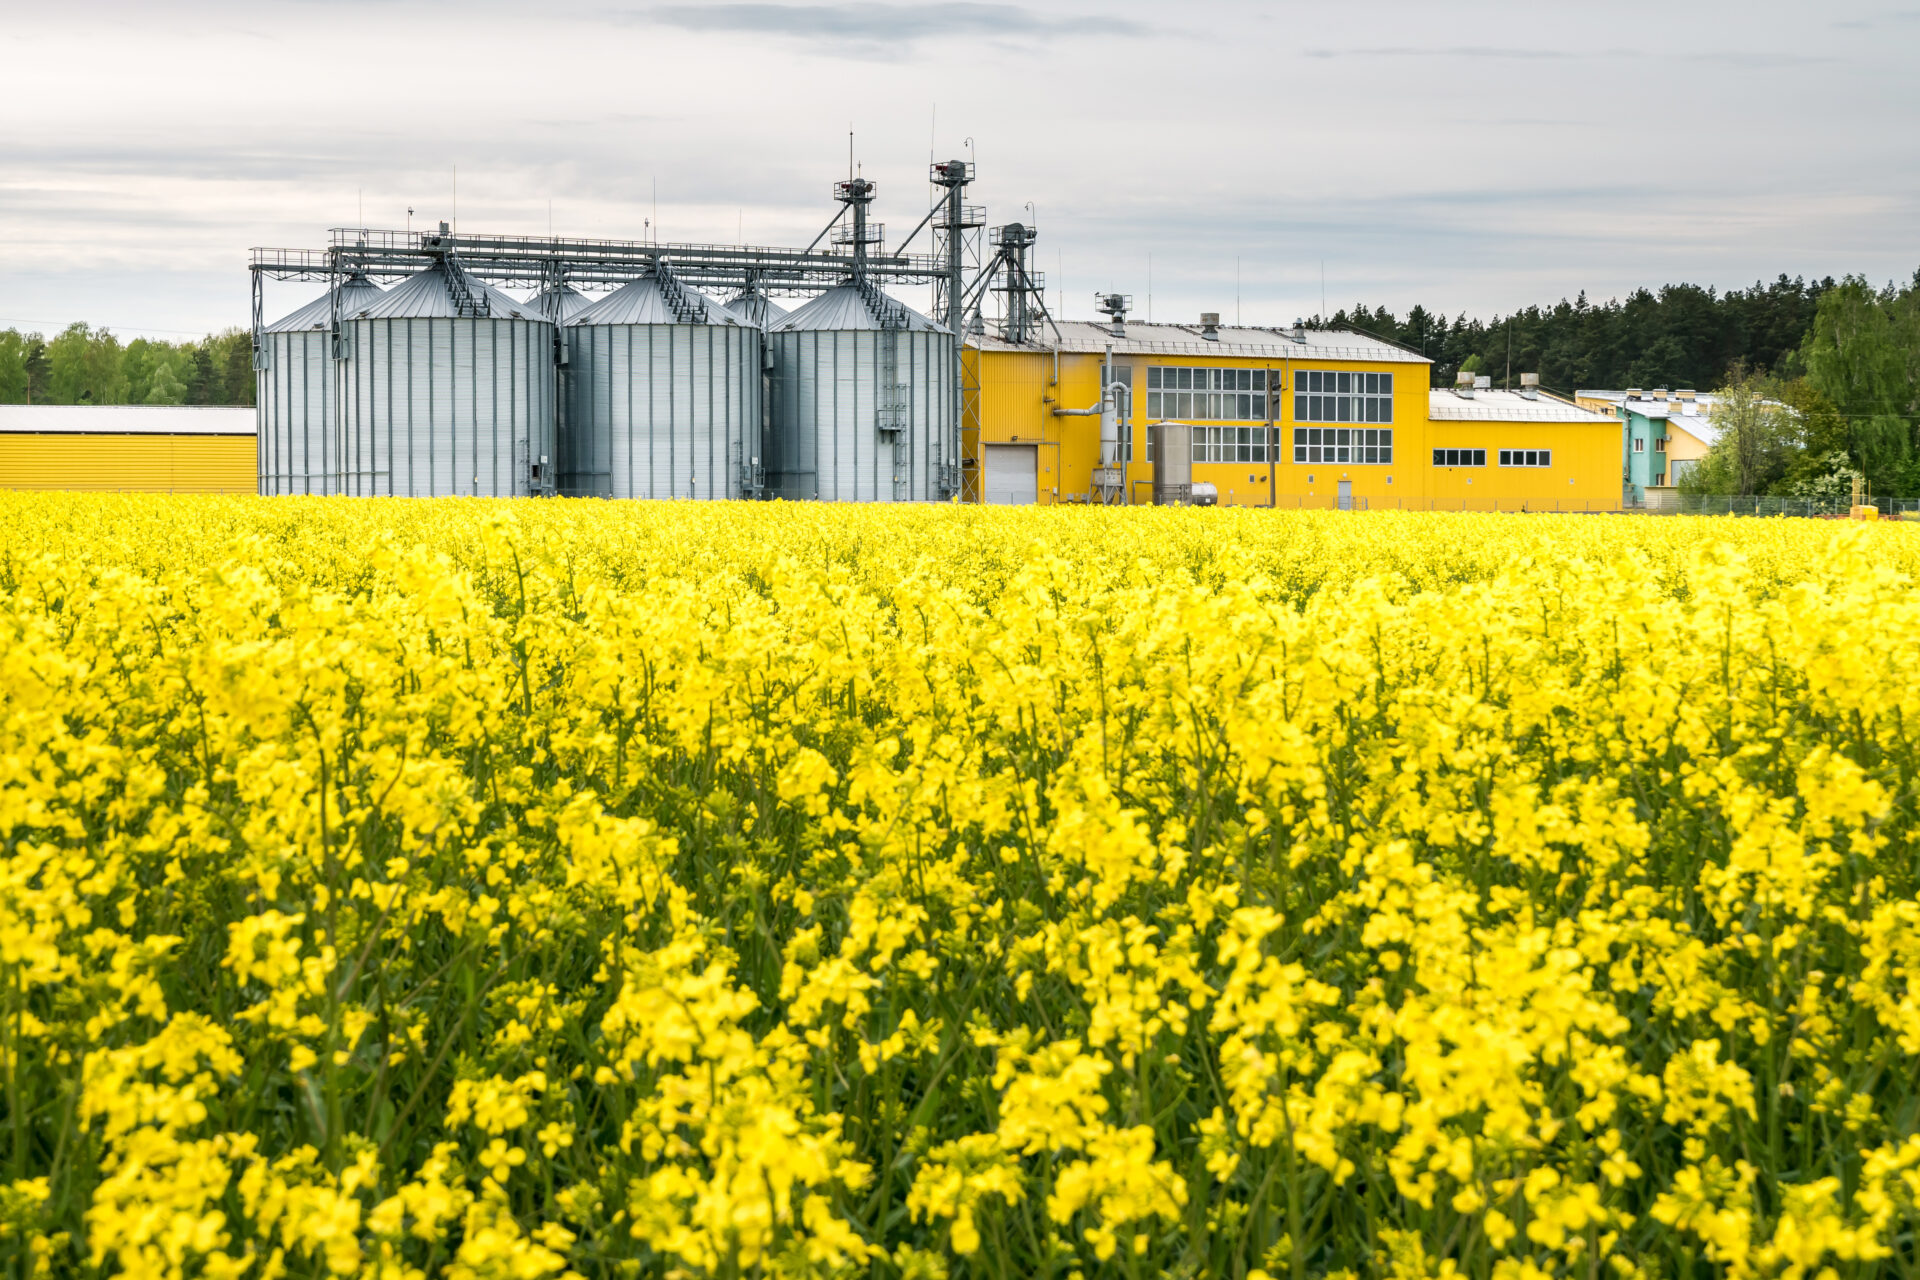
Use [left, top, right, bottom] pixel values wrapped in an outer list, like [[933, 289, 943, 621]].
[[983, 444, 1038, 505]]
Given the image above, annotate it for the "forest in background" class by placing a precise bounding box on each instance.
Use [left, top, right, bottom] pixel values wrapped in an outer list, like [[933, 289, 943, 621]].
[[0, 324, 255, 408]]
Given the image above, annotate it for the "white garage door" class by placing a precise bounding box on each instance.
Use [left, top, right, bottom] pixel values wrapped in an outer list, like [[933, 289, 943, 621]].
[[983, 444, 1037, 505]]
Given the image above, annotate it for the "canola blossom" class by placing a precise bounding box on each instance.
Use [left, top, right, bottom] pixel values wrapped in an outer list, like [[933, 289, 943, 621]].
[[3, 494, 1920, 1280]]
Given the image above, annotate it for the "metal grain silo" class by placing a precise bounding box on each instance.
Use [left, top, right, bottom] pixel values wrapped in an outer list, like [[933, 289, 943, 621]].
[[724, 289, 788, 328], [526, 284, 593, 324], [561, 272, 760, 500], [767, 282, 953, 502], [257, 275, 382, 494], [338, 262, 556, 496]]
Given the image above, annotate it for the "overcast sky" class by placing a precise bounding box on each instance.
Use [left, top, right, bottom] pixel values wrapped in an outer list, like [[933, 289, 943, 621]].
[[3, 0, 1917, 339]]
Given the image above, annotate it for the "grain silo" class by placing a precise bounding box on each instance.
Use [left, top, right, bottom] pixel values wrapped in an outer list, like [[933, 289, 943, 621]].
[[724, 289, 788, 328], [767, 282, 953, 502], [561, 271, 760, 499], [526, 284, 594, 324], [257, 274, 382, 494], [338, 261, 555, 496]]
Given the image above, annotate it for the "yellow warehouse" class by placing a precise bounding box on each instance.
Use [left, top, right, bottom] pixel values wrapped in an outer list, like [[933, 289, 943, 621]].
[[0, 406, 257, 493], [964, 319, 1621, 509]]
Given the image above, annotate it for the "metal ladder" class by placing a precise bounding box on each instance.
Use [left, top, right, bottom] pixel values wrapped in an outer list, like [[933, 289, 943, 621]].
[[443, 257, 489, 318]]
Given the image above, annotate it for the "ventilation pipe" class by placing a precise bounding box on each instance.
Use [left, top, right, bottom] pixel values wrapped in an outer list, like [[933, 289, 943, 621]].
[[1519, 372, 1540, 401], [1200, 312, 1220, 340], [1455, 370, 1476, 399]]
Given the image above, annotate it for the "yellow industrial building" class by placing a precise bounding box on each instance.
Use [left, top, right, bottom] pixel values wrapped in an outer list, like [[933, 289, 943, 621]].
[[962, 320, 1623, 510], [0, 406, 257, 493]]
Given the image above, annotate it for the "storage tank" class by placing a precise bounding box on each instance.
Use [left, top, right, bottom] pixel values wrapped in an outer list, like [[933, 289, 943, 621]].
[[562, 272, 760, 500], [724, 289, 788, 328], [767, 282, 954, 502], [257, 275, 383, 495], [338, 262, 556, 496], [526, 284, 593, 324]]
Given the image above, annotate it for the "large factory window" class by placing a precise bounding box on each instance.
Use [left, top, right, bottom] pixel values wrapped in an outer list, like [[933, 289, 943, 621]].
[[1191, 426, 1269, 463], [1293, 427, 1393, 465], [1146, 366, 1268, 421], [1294, 371, 1393, 424]]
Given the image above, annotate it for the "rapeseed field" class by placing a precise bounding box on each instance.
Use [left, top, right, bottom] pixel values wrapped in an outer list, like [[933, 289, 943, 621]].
[[3, 494, 1919, 1280]]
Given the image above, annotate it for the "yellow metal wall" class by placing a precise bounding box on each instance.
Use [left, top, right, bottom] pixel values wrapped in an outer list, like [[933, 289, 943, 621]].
[[0, 434, 258, 493], [967, 348, 1626, 509]]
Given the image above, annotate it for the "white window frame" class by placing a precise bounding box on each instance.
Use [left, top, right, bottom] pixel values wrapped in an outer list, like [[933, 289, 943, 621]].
[[1294, 370, 1393, 424], [1292, 426, 1393, 465], [1146, 366, 1269, 421]]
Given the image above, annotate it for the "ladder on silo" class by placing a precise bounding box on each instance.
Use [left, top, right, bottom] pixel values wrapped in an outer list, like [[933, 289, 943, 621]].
[[877, 329, 910, 501], [444, 257, 489, 317]]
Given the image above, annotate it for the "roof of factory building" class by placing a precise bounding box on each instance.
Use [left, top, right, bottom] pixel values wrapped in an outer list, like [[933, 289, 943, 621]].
[[1427, 389, 1617, 422], [968, 320, 1431, 363], [0, 405, 256, 435]]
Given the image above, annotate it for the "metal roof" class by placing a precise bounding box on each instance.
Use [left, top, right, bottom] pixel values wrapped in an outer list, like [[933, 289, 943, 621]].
[[773, 284, 941, 333], [969, 320, 1430, 363], [265, 276, 384, 332], [566, 276, 740, 326], [524, 284, 594, 323], [360, 264, 540, 320], [1427, 388, 1618, 423], [724, 291, 790, 326], [0, 405, 256, 436]]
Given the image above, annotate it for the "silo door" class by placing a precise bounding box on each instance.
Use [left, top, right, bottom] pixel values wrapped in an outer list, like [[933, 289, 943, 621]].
[[983, 444, 1038, 505]]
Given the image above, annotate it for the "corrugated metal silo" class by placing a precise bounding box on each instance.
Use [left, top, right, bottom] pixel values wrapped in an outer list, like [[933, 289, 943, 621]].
[[562, 272, 760, 499], [339, 262, 556, 496], [724, 289, 789, 328], [767, 282, 954, 502], [257, 275, 382, 494], [527, 284, 594, 324]]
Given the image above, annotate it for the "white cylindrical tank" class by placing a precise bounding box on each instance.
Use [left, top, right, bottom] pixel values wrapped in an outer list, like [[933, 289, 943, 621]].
[[257, 275, 382, 495], [338, 263, 555, 496], [561, 275, 761, 500], [767, 283, 955, 502]]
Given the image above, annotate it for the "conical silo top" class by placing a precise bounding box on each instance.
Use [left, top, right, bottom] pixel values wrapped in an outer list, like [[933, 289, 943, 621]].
[[773, 283, 940, 333], [526, 284, 593, 323], [266, 275, 384, 332], [361, 263, 538, 320], [567, 276, 740, 326], [724, 290, 789, 327]]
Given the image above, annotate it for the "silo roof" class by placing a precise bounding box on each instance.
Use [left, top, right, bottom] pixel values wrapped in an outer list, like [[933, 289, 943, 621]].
[[361, 263, 539, 320], [526, 284, 594, 323], [567, 277, 741, 326], [773, 284, 941, 333], [266, 276, 384, 332], [724, 291, 790, 326]]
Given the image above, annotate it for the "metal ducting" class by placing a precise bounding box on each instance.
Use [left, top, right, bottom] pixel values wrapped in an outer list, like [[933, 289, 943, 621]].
[[257, 275, 383, 495], [767, 283, 954, 502], [334, 263, 556, 497], [561, 272, 761, 500]]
